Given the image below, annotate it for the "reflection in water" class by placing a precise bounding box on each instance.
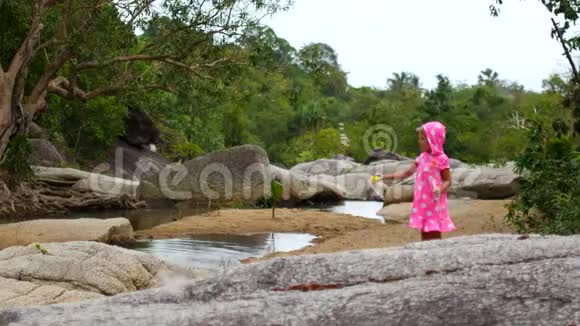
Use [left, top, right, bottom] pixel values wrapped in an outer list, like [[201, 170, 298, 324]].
[[316, 200, 385, 222], [132, 233, 316, 271]]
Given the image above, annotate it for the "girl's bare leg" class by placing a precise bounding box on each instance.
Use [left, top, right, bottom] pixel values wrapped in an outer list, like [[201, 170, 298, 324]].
[[421, 231, 442, 241]]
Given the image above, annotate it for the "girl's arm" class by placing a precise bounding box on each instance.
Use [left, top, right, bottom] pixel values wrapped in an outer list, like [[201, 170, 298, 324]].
[[382, 162, 417, 181], [434, 168, 452, 197]]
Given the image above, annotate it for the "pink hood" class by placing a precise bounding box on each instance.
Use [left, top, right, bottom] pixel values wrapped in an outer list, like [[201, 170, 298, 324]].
[[421, 121, 446, 156]]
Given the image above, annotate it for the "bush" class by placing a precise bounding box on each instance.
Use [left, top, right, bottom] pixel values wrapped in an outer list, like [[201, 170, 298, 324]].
[[507, 124, 580, 235], [1, 135, 34, 183], [157, 123, 205, 161]]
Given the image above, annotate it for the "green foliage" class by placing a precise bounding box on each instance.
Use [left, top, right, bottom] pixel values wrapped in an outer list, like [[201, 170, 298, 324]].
[[158, 123, 205, 161], [283, 128, 345, 166], [1, 135, 34, 182], [507, 124, 580, 235], [38, 96, 127, 164], [3, 0, 575, 175]]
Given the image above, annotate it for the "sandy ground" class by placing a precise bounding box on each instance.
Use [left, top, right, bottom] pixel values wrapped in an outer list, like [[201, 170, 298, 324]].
[[137, 208, 381, 243], [137, 200, 515, 263]]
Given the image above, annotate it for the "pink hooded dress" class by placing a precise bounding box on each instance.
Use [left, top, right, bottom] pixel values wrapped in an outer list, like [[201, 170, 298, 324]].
[[409, 121, 456, 233]]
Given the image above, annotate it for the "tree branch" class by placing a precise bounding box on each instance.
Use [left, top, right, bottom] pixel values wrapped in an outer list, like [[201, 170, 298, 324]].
[[6, 23, 44, 80], [26, 50, 72, 112], [47, 76, 174, 101], [76, 54, 168, 70], [76, 55, 228, 74], [551, 18, 580, 84]]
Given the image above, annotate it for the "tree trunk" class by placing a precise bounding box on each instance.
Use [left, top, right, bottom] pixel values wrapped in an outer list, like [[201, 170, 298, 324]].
[[0, 76, 16, 161]]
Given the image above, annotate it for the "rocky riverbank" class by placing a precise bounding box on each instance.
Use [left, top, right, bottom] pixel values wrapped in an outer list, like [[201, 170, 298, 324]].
[[3, 234, 579, 325], [0, 241, 199, 309]]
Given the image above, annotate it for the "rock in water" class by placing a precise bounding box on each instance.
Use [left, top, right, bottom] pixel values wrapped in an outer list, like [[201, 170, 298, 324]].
[[2, 234, 580, 325], [0, 218, 134, 249], [0, 241, 188, 309], [29, 139, 65, 167], [140, 145, 271, 203]]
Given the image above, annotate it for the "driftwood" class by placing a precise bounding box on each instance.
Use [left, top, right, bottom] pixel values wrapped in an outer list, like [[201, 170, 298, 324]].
[[0, 167, 144, 218]]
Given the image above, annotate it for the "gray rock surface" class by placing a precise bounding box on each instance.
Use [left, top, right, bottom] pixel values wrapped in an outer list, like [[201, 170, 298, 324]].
[[3, 234, 580, 325], [29, 139, 65, 167], [109, 140, 170, 181], [353, 160, 414, 175], [449, 158, 466, 169], [332, 154, 355, 162], [452, 165, 520, 199], [364, 149, 411, 164], [335, 172, 384, 201], [291, 159, 362, 176], [140, 145, 271, 203], [270, 166, 346, 203], [0, 241, 188, 309], [0, 218, 134, 249]]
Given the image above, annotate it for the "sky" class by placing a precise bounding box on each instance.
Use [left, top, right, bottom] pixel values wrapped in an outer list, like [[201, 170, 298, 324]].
[[263, 0, 568, 91]]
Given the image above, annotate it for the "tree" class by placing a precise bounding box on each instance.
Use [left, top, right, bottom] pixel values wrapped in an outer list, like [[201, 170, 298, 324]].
[[542, 74, 568, 95], [491, 0, 580, 139], [478, 68, 500, 87], [298, 43, 348, 97], [421, 74, 453, 119], [387, 72, 420, 92], [0, 0, 291, 161]]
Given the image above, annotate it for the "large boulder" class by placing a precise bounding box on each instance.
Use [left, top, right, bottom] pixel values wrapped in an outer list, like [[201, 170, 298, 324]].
[[0, 241, 190, 309], [29, 139, 65, 167], [140, 145, 271, 203], [122, 107, 160, 149], [291, 159, 362, 176], [364, 149, 411, 164], [0, 218, 134, 249], [352, 160, 414, 176], [270, 166, 346, 203], [382, 184, 415, 205], [4, 234, 580, 325], [109, 140, 171, 180], [378, 165, 520, 202], [332, 154, 355, 162], [334, 172, 384, 201], [452, 165, 520, 199], [449, 158, 467, 169]]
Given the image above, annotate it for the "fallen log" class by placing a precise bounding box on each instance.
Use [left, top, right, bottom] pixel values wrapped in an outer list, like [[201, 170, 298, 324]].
[[0, 167, 144, 219]]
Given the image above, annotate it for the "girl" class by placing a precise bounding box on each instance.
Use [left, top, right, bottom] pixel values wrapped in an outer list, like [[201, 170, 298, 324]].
[[382, 121, 455, 241]]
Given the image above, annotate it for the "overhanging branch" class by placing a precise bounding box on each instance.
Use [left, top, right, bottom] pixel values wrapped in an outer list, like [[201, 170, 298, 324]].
[[76, 55, 229, 74], [47, 76, 174, 101]]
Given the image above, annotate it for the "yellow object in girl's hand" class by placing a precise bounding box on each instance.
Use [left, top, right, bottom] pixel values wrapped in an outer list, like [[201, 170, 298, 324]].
[[370, 175, 382, 183]]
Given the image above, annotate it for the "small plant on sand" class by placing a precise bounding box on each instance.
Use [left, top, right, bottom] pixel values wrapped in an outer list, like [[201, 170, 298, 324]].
[[270, 180, 284, 219]]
